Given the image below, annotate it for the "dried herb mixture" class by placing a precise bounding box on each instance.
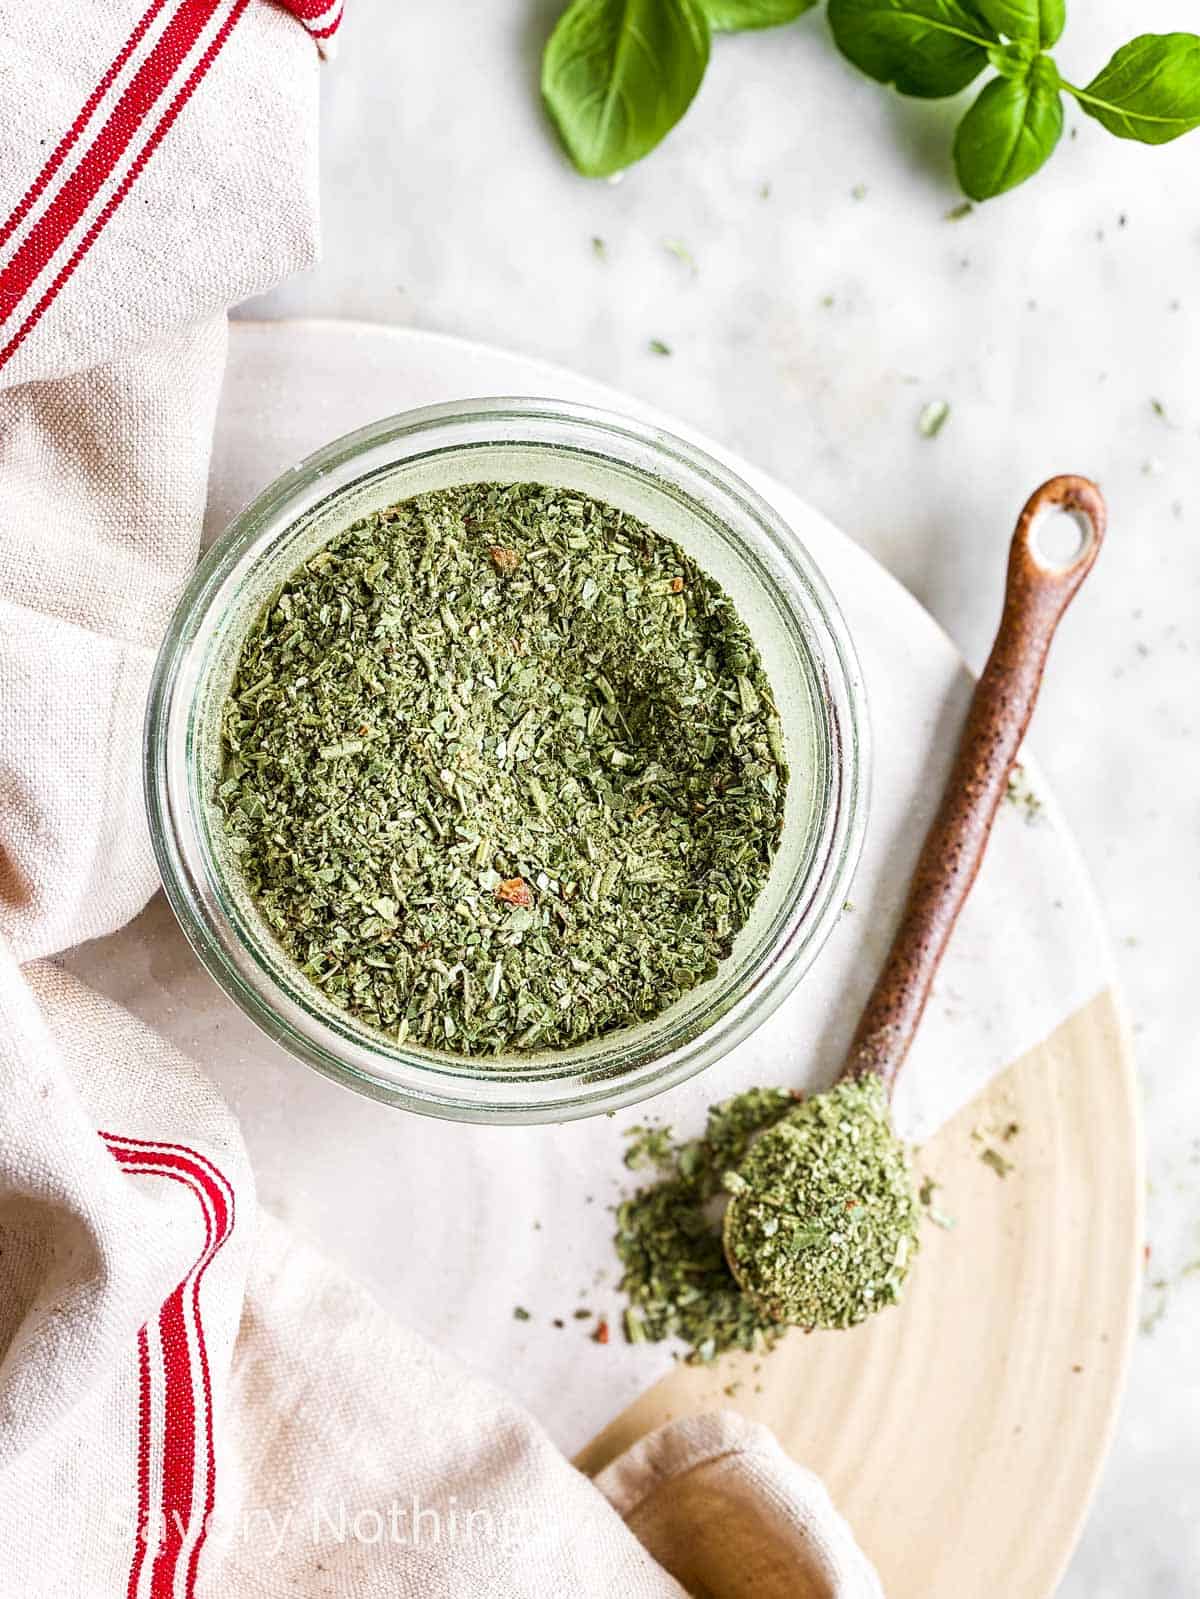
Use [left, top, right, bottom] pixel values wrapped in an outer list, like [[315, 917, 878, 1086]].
[[615, 1087, 801, 1363], [722, 1075, 920, 1330], [616, 1079, 921, 1361], [217, 482, 787, 1055]]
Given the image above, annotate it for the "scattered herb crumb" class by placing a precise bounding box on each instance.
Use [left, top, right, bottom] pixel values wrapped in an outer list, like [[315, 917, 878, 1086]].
[[979, 1146, 1014, 1179], [918, 400, 951, 439], [648, 338, 672, 356], [851, 183, 868, 201], [663, 238, 697, 274], [917, 1173, 956, 1230], [513, 1306, 531, 1322], [1005, 765, 1044, 824], [573, 1307, 592, 1320], [945, 202, 974, 221], [591, 236, 606, 260], [624, 1124, 677, 1172], [1142, 1279, 1171, 1336]]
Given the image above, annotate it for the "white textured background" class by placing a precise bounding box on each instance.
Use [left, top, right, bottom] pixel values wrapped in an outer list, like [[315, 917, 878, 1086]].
[[234, 3, 1199, 1591]]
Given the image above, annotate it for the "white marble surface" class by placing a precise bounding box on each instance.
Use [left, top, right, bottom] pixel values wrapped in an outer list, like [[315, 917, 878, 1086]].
[[226, 2, 1198, 1592]]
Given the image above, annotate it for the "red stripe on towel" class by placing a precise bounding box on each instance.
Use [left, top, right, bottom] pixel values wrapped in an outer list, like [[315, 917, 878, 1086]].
[[0, 0, 251, 373], [103, 1134, 236, 1599], [0, 0, 172, 252]]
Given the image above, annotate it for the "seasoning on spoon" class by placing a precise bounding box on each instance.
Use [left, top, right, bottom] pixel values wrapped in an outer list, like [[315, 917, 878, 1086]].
[[721, 1075, 919, 1328]]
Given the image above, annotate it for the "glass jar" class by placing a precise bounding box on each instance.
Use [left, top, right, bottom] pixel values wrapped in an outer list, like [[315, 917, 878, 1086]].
[[145, 399, 868, 1122]]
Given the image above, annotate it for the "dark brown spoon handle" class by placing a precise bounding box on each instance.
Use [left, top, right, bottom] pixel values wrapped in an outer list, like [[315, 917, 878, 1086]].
[[842, 475, 1106, 1091]]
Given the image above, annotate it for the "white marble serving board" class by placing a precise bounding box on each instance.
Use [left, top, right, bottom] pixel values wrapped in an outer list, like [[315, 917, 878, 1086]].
[[66, 321, 1115, 1453]]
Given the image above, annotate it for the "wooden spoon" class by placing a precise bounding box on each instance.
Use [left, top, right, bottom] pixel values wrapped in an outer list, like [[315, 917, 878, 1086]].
[[723, 474, 1107, 1318]]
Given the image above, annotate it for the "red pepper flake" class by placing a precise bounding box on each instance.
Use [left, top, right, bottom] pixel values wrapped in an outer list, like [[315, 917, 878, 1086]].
[[592, 1318, 610, 1345], [488, 545, 521, 575], [670, 575, 685, 593], [496, 877, 534, 909]]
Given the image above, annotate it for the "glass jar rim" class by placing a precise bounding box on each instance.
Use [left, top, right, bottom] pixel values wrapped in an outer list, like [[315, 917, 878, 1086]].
[[145, 397, 870, 1123]]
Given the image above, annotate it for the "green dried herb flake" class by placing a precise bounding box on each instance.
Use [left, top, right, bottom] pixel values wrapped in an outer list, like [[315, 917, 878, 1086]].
[[1005, 764, 1043, 823], [918, 399, 951, 438], [623, 1123, 677, 1171], [218, 482, 787, 1058], [979, 1146, 1014, 1178]]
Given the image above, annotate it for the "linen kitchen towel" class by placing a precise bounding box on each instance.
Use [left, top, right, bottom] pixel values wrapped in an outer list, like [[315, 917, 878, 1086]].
[[0, 4, 883, 1595]]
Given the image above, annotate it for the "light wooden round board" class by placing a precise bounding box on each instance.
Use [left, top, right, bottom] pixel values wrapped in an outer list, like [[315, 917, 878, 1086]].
[[183, 322, 1148, 1594]]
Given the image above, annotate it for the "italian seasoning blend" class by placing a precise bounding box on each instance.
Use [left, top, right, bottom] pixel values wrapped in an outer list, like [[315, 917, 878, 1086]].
[[722, 1076, 920, 1329], [617, 1088, 802, 1362], [617, 1078, 921, 1361], [217, 482, 787, 1055]]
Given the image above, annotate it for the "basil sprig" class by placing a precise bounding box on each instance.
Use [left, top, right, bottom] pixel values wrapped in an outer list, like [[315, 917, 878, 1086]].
[[541, 0, 1200, 200]]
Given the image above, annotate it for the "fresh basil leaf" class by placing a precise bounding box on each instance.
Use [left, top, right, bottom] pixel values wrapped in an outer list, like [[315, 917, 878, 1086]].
[[542, 0, 711, 178], [827, 0, 998, 100], [973, 1, 1063, 48], [1069, 33, 1200, 145], [987, 39, 1035, 80], [702, 0, 815, 30], [954, 54, 1062, 198]]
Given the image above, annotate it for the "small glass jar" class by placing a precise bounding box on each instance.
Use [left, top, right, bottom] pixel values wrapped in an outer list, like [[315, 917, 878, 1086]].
[[146, 399, 868, 1123]]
